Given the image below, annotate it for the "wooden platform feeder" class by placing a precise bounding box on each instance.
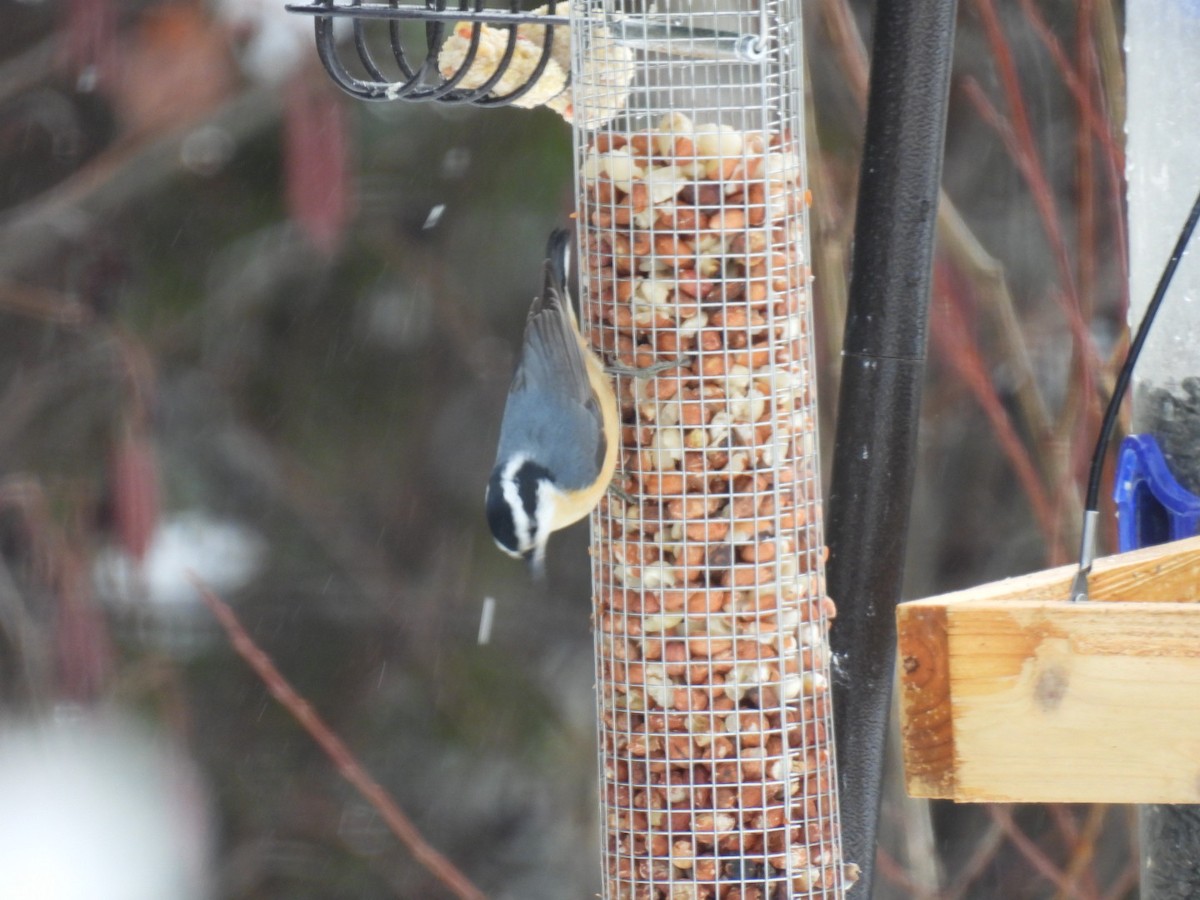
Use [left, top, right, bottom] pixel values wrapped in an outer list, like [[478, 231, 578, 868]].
[[898, 535, 1200, 804]]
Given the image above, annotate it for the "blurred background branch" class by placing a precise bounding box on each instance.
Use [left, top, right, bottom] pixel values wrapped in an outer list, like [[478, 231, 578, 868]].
[[0, 0, 1136, 896]]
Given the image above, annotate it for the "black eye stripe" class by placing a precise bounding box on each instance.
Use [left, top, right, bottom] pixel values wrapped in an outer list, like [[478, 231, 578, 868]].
[[517, 461, 554, 525], [519, 476, 538, 523], [486, 470, 519, 553]]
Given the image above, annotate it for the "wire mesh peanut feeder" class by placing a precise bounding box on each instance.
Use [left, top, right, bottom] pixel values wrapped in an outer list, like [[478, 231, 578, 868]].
[[575, 9, 854, 896], [288, 1, 854, 896]]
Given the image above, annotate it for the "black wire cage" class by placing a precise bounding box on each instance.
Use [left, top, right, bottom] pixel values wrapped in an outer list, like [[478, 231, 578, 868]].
[[286, 0, 764, 110], [286, 0, 569, 104]]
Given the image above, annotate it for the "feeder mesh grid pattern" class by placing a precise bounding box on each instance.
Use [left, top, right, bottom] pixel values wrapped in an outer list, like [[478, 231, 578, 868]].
[[572, 0, 854, 897]]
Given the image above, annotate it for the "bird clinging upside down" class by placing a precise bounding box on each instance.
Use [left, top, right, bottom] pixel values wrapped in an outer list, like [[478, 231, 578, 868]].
[[485, 227, 620, 576]]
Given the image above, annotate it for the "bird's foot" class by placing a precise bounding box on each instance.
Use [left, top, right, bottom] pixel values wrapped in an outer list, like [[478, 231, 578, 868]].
[[605, 355, 689, 378], [607, 483, 638, 506]]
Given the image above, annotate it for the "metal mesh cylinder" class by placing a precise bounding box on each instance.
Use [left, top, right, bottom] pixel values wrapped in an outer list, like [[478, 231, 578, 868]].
[[571, 1, 855, 896]]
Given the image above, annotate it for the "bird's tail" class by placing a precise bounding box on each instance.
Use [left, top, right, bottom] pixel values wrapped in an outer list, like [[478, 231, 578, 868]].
[[545, 227, 572, 293]]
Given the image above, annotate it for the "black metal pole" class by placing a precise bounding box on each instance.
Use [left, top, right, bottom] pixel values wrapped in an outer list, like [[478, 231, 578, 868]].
[[824, 0, 958, 894]]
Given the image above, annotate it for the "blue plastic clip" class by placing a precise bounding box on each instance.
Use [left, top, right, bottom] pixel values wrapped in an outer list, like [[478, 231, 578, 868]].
[[1113, 433, 1200, 552]]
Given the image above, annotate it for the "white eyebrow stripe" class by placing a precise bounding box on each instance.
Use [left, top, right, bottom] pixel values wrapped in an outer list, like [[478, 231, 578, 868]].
[[501, 455, 532, 551], [535, 479, 557, 550]]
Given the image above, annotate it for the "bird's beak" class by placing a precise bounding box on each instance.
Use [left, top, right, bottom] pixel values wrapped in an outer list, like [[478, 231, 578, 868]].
[[523, 546, 546, 581]]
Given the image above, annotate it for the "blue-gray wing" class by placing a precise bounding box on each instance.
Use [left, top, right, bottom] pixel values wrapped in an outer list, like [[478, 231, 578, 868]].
[[496, 261, 606, 491]]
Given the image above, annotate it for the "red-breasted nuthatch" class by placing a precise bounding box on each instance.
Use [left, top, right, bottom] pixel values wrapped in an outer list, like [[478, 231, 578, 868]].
[[485, 227, 619, 575]]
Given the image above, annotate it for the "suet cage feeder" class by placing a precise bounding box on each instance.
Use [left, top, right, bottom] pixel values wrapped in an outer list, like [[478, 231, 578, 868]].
[[286, 0, 765, 106], [289, 0, 855, 897]]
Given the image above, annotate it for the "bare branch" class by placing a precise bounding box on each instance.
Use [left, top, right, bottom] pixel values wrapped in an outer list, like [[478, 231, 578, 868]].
[[192, 576, 488, 900]]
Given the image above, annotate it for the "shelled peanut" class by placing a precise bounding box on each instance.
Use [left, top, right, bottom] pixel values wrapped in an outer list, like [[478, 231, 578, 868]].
[[582, 113, 858, 899]]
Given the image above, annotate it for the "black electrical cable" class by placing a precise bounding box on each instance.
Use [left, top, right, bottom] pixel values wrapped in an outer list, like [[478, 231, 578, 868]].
[[1072, 185, 1200, 596], [1086, 186, 1200, 513]]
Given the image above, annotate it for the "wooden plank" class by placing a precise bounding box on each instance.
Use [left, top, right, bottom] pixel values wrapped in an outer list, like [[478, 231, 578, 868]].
[[904, 534, 1200, 607], [897, 537, 1200, 803], [897, 603, 955, 797]]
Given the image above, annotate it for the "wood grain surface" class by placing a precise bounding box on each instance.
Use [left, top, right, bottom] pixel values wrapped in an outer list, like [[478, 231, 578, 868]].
[[897, 536, 1200, 802]]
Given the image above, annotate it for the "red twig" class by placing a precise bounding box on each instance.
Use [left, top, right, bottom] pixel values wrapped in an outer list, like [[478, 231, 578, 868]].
[[940, 821, 1006, 900], [1077, 805, 1107, 898], [1091, 36, 1130, 317], [191, 576, 487, 900], [967, 2, 1105, 495], [969, 0, 1081, 315], [1048, 805, 1083, 900], [818, 0, 869, 107], [875, 845, 933, 899], [958, 79, 1094, 367], [1049, 804, 1102, 899], [1048, 803, 1080, 844], [1101, 857, 1139, 900], [931, 262, 1060, 545], [989, 805, 1089, 899], [1067, 0, 1103, 505], [960, 77, 1099, 369], [1073, 0, 1097, 323], [1014, 0, 1123, 176], [0, 280, 94, 326], [1099, 807, 1142, 900], [961, 74, 1105, 531]]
